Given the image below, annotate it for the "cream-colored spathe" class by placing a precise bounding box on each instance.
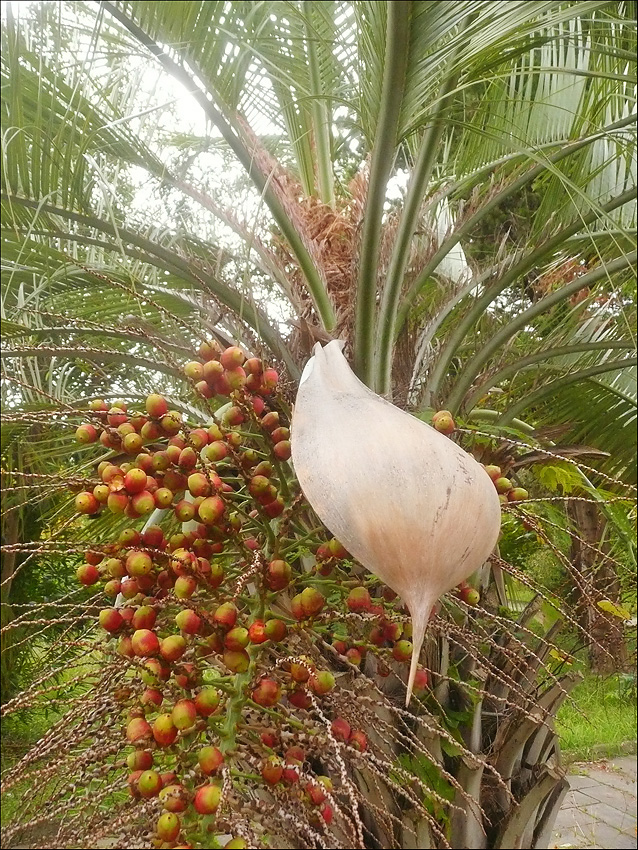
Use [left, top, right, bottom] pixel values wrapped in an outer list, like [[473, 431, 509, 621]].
[[291, 341, 501, 705]]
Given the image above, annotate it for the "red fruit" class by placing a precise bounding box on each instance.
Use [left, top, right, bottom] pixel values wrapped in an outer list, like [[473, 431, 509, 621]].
[[156, 811, 180, 842], [483, 464, 502, 482], [124, 468, 147, 494], [261, 757, 283, 785], [413, 668, 429, 692], [144, 394, 168, 418], [345, 647, 362, 665], [282, 764, 300, 784], [392, 640, 413, 663], [252, 395, 266, 415], [107, 407, 128, 427], [104, 579, 121, 597], [223, 649, 250, 673], [198, 746, 224, 775], [160, 635, 187, 662], [131, 605, 156, 630], [193, 784, 221, 815], [224, 627, 249, 651], [127, 750, 153, 771], [174, 575, 197, 599], [75, 492, 100, 515], [346, 586, 372, 612], [261, 369, 279, 392], [263, 497, 285, 518], [286, 745, 305, 764], [290, 659, 312, 683], [107, 492, 129, 514], [118, 636, 135, 657], [260, 412, 279, 431], [320, 804, 334, 824], [184, 360, 205, 381], [248, 620, 268, 644], [198, 340, 222, 361], [332, 639, 348, 655], [76, 423, 97, 444], [220, 346, 245, 370], [175, 609, 201, 634], [328, 538, 349, 559], [222, 405, 244, 427], [331, 717, 351, 742], [159, 784, 188, 813], [270, 426, 290, 443], [205, 441, 228, 462], [300, 586, 325, 617], [432, 409, 455, 435], [142, 658, 171, 685], [143, 525, 165, 548], [508, 487, 529, 502], [288, 689, 312, 710], [264, 619, 287, 642], [203, 359, 224, 384], [152, 714, 178, 747], [99, 608, 123, 633], [198, 496, 225, 525], [177, 447, 197, 470], [213, 602, 237, 630], [459, 585, 480, 606], [383, 621, 402, 642], [194, 687, 221, 717], [260, 730, 278, 748], [273, 440, 291, 461], [190, 428, 209, 450], [131, 490, 155, 515], [172, 699, 197, 730], [225, 366, 246, 390], [350, 730, 368, 752], [138, 769, 163, 798], [120, 578, 140, 599], [131, 629, 160, 657], [291, 593, 305, 620], [266, 559, 291, 590], [309, 670, 335, 695], [141, 687, 163, 709], [174, 499, 195, 522], [252, 678, 280, 707], [76, 563, 99, 586], [126, 550, 153, 577], [126, 717, 152, 744], [123, 432, 144, 454]]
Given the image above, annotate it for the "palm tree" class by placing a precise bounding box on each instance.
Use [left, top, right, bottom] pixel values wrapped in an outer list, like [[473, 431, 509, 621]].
[[1, 2, 636, 848]]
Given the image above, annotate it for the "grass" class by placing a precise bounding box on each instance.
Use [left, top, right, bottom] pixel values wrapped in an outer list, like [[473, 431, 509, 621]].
[[556, 672, 637, 763]]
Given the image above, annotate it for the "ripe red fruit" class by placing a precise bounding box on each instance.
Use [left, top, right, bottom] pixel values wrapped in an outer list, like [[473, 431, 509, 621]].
[[483, 464, 502, 482], [120, 578, 140, 599], [224, 627, 249, 651], [99, 608, 123, 633], [131, 490, 155, 515], [126, 550, 153, 577], [124, 468, 147, 494], [174, 576, 197, 599], [107, 492, 129, 514], [260, 730, 278, 747], [413, 668, 429, 692], [331, 717, 351, 742], [172, 699, 197, 730], [193, 784, 221, 815], [346, 586, 372, 612], [261, 757, 283, 785], [263, 497, 285, 518], [128, 769, 144, 798], [175, 609, 201, 634], [156, 811, 180, 842], [141, 687, 163, 709], [350, 730, 368, 752], [222, 405, 244, 427], [266, 559, 291, 590], [75, 423, 97, 444], [383, 621, 402, 641], [152, 714, 178, 747], [252, 678, 280, 707], [138, 769, 163, 798], [248, 620, 267, 644], [159, 784, 188, 813], [107, 407, 128, 427], [142, 658, 170, 685], [160, 635, 187, 662], [273, 440, 291, 461], [264, 619, 287, 642], [392, 639, 413, 663], [260, 412, 279, 431], [194, 687, 221, 717], [145, 394, 168, 418], [203, 359, 224, 383], [345, 647, 362, 665], [309, 670, 335, 695], [131, 629, 160, 657], [198, 496, 225, 525], [220, 346, 245, 370], [288, 688, 312, 709], [103, 579, 121, 597], [270, 426, 290, 443], [127, 750, 153, 771], [432, 409, 456, 435], [75, 492, 100, 515], [126, 717, 152, 744], [198, 746, 224, 775], [261, 368, 279, 392], [459, 585, 480, 606], [76, 563, 99, 586], [225, 366, 246, 390], [300, 586, 325, 617], [131, 605, 156, 630], [213, 602, 237, 630], [223, 649, 250, 673]]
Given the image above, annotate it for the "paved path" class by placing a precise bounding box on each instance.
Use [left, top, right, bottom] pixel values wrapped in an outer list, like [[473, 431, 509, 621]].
[[552, 756, 637, 849]]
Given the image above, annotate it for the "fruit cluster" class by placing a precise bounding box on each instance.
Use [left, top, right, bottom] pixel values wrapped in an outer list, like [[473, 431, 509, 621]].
[[67, 343, 504, 848]]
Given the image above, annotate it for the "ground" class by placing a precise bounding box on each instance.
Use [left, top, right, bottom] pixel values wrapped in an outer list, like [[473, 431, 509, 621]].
[[552, 756, 637, 849]]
